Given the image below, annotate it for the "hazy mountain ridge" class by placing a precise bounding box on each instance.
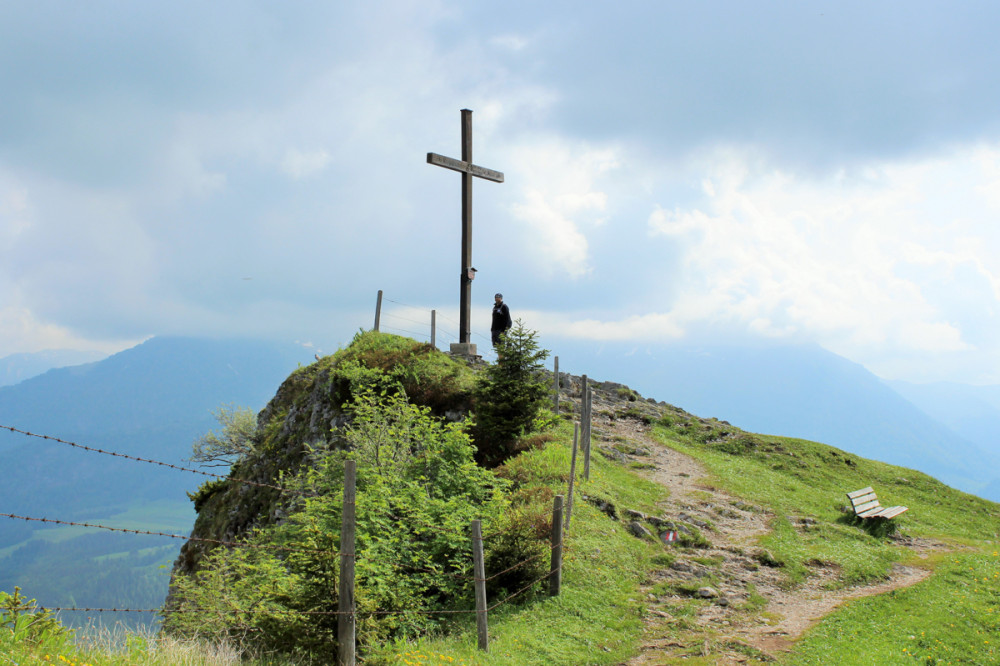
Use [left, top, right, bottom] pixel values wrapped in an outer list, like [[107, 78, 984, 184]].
[[0, 349, 108, 388], [0, 337, 317, 625], [549, 340, 1000, 501], [886, 379, 1000, 459]]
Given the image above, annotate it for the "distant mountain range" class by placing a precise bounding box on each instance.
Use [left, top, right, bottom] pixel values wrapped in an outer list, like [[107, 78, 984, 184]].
[[550, 340, 1000, 502], [0, 349, 108, 387], [886, 380, 1000, 460]]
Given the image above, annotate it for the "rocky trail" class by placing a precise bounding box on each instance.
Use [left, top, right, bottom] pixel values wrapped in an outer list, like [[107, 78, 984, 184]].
[[568, 388, 941, 665]]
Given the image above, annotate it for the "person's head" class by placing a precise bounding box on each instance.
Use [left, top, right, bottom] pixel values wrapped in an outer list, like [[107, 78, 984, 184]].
[[495, 293, 503, 304]]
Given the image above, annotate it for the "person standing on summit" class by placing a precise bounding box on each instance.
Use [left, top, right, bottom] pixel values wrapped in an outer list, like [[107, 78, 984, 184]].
[[491, 293, 512, 346]]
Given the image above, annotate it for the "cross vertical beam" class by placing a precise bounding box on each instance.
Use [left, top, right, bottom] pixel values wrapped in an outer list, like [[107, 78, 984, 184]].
[[460, 109, 473, 344], [428, 109, 504, 347]]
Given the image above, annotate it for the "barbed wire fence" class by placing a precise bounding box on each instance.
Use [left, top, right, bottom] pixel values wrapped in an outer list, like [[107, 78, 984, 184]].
[[374, 290, 497, 358], [0, 293, 596, 663]]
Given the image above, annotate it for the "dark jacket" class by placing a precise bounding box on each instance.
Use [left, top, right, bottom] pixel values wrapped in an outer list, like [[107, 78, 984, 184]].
[[491, 301, 512, 332]]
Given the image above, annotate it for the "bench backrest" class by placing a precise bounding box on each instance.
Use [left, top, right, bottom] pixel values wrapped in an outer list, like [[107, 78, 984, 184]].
[[847, 486, 881, 514]]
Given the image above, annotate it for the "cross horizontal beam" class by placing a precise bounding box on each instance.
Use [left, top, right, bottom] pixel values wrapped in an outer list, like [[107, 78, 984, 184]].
[[427, 152, 504, 183]]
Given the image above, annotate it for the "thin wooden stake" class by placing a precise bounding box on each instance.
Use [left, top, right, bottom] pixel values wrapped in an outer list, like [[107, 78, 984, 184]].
[[550, 495, 564, 597], [553, 356, 560, 413], [565, 423, 578, 529], [583, 381, 592, 481], [471, 519, 489, 652], [338, 460, 357, 666], [431, 309, 437, 349], [374, 290, 383, 332]]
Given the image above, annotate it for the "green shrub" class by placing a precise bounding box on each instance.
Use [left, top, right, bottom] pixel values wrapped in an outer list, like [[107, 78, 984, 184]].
[[166, 390, 538, 662], [472, 321, 551, 466], [0, 587, 74, 653]]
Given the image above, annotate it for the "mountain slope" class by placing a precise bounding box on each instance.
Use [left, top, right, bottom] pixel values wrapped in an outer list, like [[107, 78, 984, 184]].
[[0, 349, 108, 387], [549, 340, 1000, 500], [887, 379, 1000, 458], [0, 336, 316, 625]]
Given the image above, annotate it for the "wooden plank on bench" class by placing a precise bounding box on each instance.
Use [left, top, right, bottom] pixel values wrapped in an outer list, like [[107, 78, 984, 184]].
[[875, 506, 908, 519], [847, 487, 875, 500], [854, 499, 882, 515], [851, 493, 879, 506]]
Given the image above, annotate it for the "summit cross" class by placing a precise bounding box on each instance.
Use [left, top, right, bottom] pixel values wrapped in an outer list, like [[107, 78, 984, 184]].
[[427, 109, 504, 349]]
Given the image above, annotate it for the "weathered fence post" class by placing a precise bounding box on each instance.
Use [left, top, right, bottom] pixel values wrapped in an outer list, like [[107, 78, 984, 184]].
[[565, 423, 578, 529], [583, 380, 592, 481], [550, 495, 564, 597], [338, 460, 357, 666], [471, 519, 489, 652], [431, 309, 437, 349], [374, 290, 383, 332], [553, 356, 560, 414]]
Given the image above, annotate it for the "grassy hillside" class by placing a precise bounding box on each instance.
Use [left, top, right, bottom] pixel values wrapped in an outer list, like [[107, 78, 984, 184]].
[[3, 334, 998, 664]]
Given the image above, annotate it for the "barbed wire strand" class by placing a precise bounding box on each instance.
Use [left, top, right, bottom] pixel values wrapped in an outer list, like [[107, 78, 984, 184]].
[[483, 539, 562, 583], [382, 312, 433, 328], [384, 297, 421, 310], [381, 325, 428, 339], [0, 424, 319, 499], [488, 558, 563, 612], [36, 605, 478, 617], [381, 301, 494, 348], [0, 512, 333, 556], [434, 312, 491, 343], [40, 559, 568, 618]]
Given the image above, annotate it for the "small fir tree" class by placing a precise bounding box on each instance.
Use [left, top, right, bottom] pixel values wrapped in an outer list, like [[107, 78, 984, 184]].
[[473, 320, 551, 465]]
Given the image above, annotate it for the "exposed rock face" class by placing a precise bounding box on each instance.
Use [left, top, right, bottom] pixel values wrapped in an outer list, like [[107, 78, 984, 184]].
[[166, 335, 477, 606], [169, 359, 349, 585]]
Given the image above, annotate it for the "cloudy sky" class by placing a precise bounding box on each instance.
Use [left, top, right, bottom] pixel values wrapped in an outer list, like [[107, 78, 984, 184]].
[[2, 1, 999, 384]]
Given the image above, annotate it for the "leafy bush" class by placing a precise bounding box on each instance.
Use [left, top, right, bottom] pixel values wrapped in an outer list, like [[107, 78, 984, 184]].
[[166, 390, 545, 662]]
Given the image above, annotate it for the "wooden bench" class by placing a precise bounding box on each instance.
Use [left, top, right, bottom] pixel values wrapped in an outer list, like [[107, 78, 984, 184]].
[[846, 487, 908, 520]]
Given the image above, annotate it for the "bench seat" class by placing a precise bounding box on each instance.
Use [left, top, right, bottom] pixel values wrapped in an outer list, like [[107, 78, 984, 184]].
[[847, 486, 908, 520]]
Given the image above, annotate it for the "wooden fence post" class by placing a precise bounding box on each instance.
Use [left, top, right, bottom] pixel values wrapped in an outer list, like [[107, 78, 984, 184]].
[[550, 495, 564, 597], [565, 423, 578, 529], [338, 460, 357, 666], [374, 290, 383, 332], [471, 519, 489, 652], [553, 356, 560, 414], [431, 309, 437, 349], [583, 381, 592, 481]]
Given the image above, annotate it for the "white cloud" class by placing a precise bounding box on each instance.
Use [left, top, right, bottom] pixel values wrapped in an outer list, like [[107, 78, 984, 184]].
[[280, 148, 332, 179], [507, 140, 619, 278], [519, 310, 685, 342], [490, 34, 529, 52], [642, 144, 1000, 378], [0, 305, 142, 356]]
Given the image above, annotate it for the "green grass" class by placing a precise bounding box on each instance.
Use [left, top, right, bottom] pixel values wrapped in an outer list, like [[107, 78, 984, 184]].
[[645, 416, 1000, 665], [5, 390, 1000, 665], [652, 423, 999, 585], [787, 548, 1000, 665], [0, 610, 292, 665], [362, 418, 668, 665]]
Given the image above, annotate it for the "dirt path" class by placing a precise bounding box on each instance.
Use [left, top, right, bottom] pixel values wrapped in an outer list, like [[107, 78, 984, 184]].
[[595, 413, 937, 665]]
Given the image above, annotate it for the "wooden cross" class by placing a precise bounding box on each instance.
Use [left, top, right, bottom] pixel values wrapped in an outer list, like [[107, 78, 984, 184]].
[[427, 109, 504, 345]]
